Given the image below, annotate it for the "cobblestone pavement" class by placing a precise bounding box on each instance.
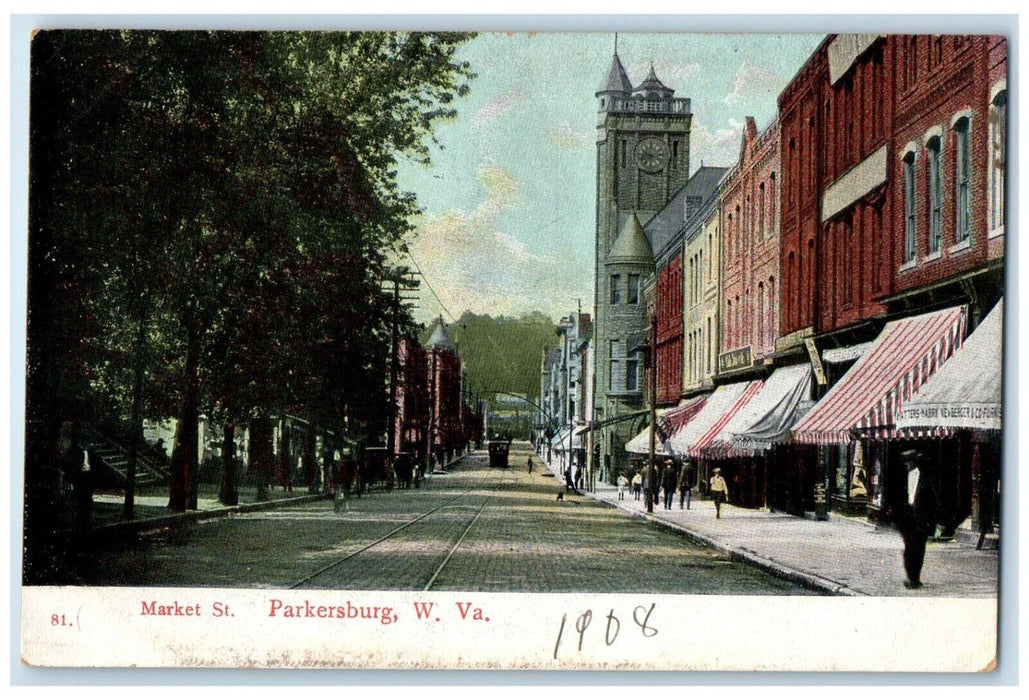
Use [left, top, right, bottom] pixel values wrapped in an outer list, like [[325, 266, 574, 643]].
[[559, 454, 999, 598], [66, 447, 816, 595]]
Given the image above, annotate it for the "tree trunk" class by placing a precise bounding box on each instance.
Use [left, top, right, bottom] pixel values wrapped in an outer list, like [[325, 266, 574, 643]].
[[277, 421, 292, 491], [219, 423, 238, 506], [168, 327, 200, 512], [250, 417, 274, 501], [123, 302, 150, 519], [304, 430, 318, 494]]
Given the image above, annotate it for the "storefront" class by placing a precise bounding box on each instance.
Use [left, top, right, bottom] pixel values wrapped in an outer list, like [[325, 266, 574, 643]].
[[667, 381, 762, 502], [791, 305, 968, 523], [895, 299, 1002, 542], [706, 364, 814, 510]]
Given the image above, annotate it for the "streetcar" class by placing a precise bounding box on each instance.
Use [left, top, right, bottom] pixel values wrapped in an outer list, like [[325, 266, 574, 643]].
[[487, 435, 512, 469]]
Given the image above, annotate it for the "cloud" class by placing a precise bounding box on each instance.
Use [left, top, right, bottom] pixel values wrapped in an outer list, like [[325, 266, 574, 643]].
[[724, 61, 784, 106], [476, 87, 528, 123], [407, 163, 589, 322], [544, 121, 593, 151], [687, 115, 745, 170]]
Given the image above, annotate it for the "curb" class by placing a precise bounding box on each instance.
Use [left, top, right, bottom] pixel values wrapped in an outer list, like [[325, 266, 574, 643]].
[[583, 485, 865, 597], [82, 494, 326, 545]]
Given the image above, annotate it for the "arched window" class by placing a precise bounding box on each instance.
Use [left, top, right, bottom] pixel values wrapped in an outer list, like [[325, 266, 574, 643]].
[[903, 150, 918, 263], [927, 136, 943, 254], [954, 116, 972, 243], [757, 281, 765, 350], [989, 89, 1007, 235]]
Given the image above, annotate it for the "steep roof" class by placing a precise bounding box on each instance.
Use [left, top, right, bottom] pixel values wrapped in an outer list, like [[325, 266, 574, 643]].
[[606, 212, 653, 265], [633, 64, 674, 96], [426, 317, 456, 353], [597, 53, 633, 95], [645, 165, 730, 262]]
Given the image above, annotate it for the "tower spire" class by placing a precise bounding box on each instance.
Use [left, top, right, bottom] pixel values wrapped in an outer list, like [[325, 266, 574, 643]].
[[614, 32, 618, 56]]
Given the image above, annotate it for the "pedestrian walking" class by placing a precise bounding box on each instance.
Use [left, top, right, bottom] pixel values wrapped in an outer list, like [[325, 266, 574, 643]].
[[710, 467, 729, 519], [565, 467, 574, 492], [678, 461, 694, 510], [527, 456, 533, 474], [574, 465, 583, 491], [662, 460, 677, 510], [894, 449, 940, 589], [631, 471, 643, 500], [617, 473, 629, 501], [62, 435, 96, 536]]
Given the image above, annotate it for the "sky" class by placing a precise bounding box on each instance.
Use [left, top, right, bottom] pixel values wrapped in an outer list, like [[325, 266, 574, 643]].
[[395, 32, 824, 326]]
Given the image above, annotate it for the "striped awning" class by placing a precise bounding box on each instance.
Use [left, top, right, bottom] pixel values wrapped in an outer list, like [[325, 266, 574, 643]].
[[896, 298, 1002, 432], [791, 306, 967, 445], [624, 396, 708, 455], [719, 364, 814, 456], [624, 422, 672, 456], [667, 381, 764, 458], [659, 394, 708, 437]]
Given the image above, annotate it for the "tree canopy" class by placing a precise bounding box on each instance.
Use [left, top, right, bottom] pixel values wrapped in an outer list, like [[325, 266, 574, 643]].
[[26, 29, 477, 541]]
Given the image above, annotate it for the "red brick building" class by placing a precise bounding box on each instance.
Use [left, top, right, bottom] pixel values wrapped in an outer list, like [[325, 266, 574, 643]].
[[778, 34, 1006, 524], [884, 34, 1005, 325], [654, 256, 683, 405], [393, 336, 429, 462], [719, 116, 782, 377]]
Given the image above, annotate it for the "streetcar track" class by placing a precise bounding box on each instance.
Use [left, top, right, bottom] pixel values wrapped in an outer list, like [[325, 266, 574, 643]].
[[289, 467, 513, 590]]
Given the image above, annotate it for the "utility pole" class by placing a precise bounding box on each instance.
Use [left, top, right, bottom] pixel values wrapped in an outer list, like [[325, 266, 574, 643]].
[[646, 312, 657, 514], [383, 269, 419, 463]]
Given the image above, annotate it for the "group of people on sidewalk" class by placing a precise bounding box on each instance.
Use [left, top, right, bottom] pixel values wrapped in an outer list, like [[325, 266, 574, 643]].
[[616, 459, 702, 512]]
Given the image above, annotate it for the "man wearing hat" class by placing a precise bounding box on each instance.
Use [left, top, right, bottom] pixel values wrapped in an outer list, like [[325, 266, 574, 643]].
[[709, 467, 729, 519], [896, 449, 940, 589]]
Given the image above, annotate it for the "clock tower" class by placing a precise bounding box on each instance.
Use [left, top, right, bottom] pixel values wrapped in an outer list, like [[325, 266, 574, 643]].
[[593, 51, 693, 477]]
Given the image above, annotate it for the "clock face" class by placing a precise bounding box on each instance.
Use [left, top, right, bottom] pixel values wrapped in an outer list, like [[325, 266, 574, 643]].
[[634, 138, 668, 172]]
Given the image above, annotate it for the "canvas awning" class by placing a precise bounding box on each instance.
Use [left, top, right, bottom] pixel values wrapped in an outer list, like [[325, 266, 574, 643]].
[[667, 381, 764, 458], [791, 305, 967, 445], [624, 395, 708, 456], [624, 419, 671, 456], [714, 364, 815, 456], [896, 298, 1002, 432]]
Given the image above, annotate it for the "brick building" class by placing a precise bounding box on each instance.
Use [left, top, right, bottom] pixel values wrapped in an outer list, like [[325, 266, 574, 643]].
[[718, 116, 782, 379], [780, 34, 1006, 529]]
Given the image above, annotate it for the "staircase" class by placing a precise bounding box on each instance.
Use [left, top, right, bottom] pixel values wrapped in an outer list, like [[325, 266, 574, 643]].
[[83, 431, 170, 488]]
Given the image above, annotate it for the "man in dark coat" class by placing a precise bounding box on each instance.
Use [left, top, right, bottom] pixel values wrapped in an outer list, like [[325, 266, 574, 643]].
[[895, 449, 940, 589], [662, 460, 678, 510]]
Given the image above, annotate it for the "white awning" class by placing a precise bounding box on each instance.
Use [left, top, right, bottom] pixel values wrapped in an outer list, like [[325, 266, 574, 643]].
[[624, 410, 670, 456], [896, 299, 1002, 432], [667, 381, 763, 458], [719, 364, 814, 456]]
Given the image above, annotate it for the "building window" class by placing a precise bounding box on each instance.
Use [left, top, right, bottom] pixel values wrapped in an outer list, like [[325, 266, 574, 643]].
[[610, 274, 621, 304], [625, 356, 639, 392], [954, 117, 972, 243], [609, 339, 622, 392], [990, 90, 1006, 234], [903, 150, 917, 263], [620, 139, 627, 168], [706, 317, 712, 375], [757, 281, 765, 349], [759, 182, 766, 238], [906, 36, 918, 89], [927, 136, 943, 254], [769, 172, 777, 233], [767, 277, 776, 348], [627, 273, 640, 304]]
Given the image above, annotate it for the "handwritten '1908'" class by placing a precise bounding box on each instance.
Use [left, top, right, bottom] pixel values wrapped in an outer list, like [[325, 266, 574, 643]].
[[553, 604, 657, 659]]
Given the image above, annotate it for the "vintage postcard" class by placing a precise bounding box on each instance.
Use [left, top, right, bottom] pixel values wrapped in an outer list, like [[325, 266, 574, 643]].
[[17, 21, 1006, 673]]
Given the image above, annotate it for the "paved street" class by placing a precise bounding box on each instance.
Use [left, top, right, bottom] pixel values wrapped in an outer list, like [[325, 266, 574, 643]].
[[63, 445, 814, 595]]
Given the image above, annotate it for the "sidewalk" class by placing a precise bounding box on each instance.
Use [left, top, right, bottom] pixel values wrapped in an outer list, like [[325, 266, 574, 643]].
[[65, 452, 472, 544], [541, 455, 998, 597]]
